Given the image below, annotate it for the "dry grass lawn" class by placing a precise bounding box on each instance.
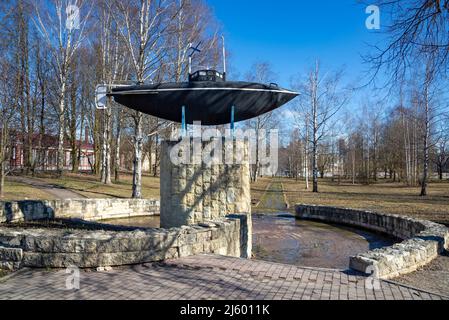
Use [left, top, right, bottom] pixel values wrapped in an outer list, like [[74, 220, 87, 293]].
[[35, 172, 161, 199], [3, 172, 449, 225], [0, 180, 55, 201], [281, 178, 449, 224]]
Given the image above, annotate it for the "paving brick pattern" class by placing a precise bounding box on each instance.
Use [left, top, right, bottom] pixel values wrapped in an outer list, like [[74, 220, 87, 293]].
[[0, 255, 447, 300]]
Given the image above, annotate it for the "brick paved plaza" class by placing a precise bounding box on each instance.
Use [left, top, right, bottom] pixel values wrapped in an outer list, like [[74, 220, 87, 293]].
[[0, 255, 447, 300]]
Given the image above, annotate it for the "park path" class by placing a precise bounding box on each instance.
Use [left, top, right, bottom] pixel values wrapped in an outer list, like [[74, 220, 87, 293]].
[[7, 176, 85, 199], [0, 254, 446, 300], [257, 180, 289, 212]]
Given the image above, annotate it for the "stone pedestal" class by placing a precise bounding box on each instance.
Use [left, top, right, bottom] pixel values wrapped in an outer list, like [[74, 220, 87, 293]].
[[160, 138, 251, 229]]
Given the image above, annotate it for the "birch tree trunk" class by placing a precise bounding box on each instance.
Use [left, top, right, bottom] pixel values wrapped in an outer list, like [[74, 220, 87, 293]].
[[33, 0, 91, 177], [366, 135, 370, 184], [77, 108, 85, 172], [352, 148, 356, 185], [403, 112, 411, 185], [132, 111, 143, 198], [114, 108, 122, 182], [105, 102, 112, 184], [312, 138, 318, 192], [252, 118, 261, 183], [311, 68, 319, 193], [100, 109, 107, 182], [100, 99, 112, 185], [0, 126, 7, 197], [153, 133, 159, 177], [295, 61, 346, 192], [69, 65, 79, 173], [420, 83, 430, 196], [304, 113, 309, 189], [57, 74, 67, 176]]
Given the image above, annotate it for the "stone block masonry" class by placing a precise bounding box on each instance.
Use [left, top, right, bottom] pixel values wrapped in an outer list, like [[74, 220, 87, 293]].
[[160, 138, 251, 228], [0, 213, 251, 270], [0, 136, 254, 270], [0, 246, 23, 271], [0, 199, 160, 223], [295, 204, 449, 279]]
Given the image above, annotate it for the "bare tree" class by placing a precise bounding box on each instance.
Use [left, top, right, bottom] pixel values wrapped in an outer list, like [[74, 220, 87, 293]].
[[0, 58, 19, 196], [16, 0, 35, 175], [369, 107, 382, 181], [304, 113, 310, 189], [420, 61, 434, 196], [113, 106, 123, 182], [363, 0, 449, 193], [366, 0, 449, 85], [164, 0, 220, 82], [294, 61, 348, 192], [433, 122, 449, 180], [244, 62, 278, 182], [97, 1, 129, 185], [34, 35, 51, 173], [282, 129, 303, 180], [291, 105, 310, 189], [109, 0, 176, 198], [33, 0, 92, 177]]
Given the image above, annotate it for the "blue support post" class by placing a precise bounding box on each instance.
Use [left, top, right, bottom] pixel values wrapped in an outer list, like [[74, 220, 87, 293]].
[[231, 106, 235, 137], [181, 106, 186, 137]]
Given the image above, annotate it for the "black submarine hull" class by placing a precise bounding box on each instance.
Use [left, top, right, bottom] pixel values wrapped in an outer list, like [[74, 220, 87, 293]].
[[109, 81, 298, 125]]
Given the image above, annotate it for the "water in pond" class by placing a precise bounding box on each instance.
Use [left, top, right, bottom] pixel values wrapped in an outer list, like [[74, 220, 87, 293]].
[[252, 214, 395, 269], [100, 214, 395, 269]]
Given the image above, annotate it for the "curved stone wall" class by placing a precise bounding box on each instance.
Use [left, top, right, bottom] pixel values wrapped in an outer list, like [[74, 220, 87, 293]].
[[0, 214, 251, 270], [295, 204, 449, 279], [0, 199, 160, 223]]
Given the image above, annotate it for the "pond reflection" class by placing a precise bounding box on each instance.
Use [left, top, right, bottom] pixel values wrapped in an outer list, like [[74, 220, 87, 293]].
[[100, 214, 396, 269], [252, 214, 395, 269]]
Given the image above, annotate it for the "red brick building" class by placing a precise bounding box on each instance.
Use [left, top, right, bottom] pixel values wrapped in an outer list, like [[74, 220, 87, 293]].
[[9, 132, 95, 172]]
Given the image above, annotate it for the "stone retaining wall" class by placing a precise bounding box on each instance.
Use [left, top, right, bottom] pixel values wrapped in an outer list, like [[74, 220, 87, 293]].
[[0, 199, 160, 223], [295, 204, 449, 279], [0, 213, 251, 270]]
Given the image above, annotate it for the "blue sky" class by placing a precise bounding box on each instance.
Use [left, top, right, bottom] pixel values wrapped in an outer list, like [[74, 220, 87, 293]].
[[207, 0, 385, 88]]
